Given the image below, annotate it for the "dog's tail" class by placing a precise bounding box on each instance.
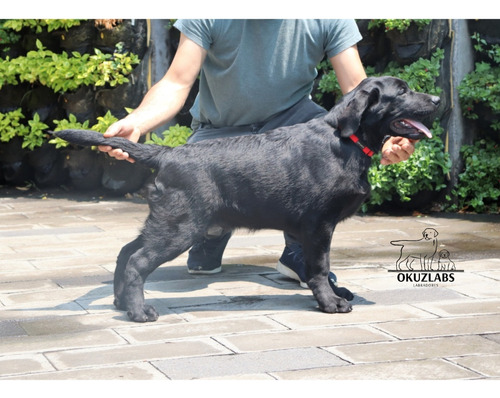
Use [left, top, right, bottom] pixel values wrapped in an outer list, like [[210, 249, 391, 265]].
[[390, 240, 406, 246], [52, 129, 167, 169]]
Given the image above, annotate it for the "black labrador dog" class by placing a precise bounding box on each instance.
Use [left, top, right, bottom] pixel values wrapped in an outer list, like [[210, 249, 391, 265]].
[[54, 76, 440, 322]]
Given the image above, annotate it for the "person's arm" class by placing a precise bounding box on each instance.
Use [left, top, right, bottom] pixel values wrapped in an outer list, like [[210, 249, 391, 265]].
[[329, 44, 366, 95], [329, 45, 416, 165], [99, 33, 207, 161]]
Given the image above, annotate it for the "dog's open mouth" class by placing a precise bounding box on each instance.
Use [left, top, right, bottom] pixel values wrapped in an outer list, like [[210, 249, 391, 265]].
[[390, 119, 433, 140]]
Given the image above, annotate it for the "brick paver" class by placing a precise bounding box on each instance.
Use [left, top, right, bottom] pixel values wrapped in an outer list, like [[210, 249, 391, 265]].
[[0, 193, 499, 381]]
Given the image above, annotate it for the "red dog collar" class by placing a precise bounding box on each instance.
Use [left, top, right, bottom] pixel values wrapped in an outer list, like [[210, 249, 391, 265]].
[[349, 134, 374, 157]]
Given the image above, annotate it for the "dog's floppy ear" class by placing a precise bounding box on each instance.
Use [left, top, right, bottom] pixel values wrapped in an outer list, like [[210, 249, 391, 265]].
[[331, 87, 380, 138]]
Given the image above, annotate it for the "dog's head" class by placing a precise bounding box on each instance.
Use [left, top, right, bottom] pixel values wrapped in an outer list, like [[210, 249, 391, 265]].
[[422, 228, 439, 240], [326, 76, 440, 151], [439, 249, 450, 259]]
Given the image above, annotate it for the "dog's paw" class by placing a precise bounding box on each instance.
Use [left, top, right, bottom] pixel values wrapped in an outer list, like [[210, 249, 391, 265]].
[[127, 305, 159, 322], [337, 298, 353, 313], [320, 298, 352, 314]]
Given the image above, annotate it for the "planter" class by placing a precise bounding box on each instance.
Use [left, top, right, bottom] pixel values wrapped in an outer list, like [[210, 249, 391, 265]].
[[357, 20, 391, 70], [63, 147, 104, 190], [61, 86, 99, 125], [28, 143, 68, 187], [22, 86, 65, 125], [94, 19, 148, 58], [373, 189, 442, 214], [94, 64, 146, 119], [0, 84, 29, 113], [386, 20, 449, 65], [55, 20, 95, 53], [0, 137, 34, 185], [101, 157, 151, 195], [21, 30, 59, 52]]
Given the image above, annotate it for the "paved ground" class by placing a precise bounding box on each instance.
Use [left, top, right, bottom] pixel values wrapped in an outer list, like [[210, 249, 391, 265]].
[[0, 190, 499, 383]]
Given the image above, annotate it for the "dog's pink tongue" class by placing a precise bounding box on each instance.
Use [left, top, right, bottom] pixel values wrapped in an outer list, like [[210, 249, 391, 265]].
[[403, 119, 433, 138]]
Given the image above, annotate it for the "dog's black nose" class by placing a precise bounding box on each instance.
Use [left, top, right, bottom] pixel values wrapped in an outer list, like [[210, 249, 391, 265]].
[[431, 96, 441, 106]]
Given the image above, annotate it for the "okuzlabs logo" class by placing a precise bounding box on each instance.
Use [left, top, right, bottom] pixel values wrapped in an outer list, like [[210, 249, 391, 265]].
[[388, 228, 463, 287]]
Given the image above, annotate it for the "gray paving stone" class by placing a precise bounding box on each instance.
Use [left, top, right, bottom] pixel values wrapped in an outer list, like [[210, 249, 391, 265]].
[[3, 362, 167, 380], [414, 299, 500, 317], [0, 301, 87, 321], [153, 347, 347, 379], [353, 287, 465, 306], [375, 314, 500, 339], [0, 329, 125, 356], [0, 226, 102, 238], [117, 316, 285, 343], [217, 325, 393, 353], [45, 338, 229, 370], [326, 335, 500, 363], [273, 358, 479, 380], [0, 279, 60, 294], [269, 304, 437, 329], [0, 320, 27, 337], [483, 333, 500, 344], [450, 354, 500, 377], [0, 354, 55, 377], [170, 291, 315, 320], [446, 273, 500, 299], [1, 284, 113, 306]]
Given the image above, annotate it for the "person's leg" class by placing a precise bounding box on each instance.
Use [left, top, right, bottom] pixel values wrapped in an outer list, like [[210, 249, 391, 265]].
[[187, 230, 232, 274], [277, 233, 354, 300]]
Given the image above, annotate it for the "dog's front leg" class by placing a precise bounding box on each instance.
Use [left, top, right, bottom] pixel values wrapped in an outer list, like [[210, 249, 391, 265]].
[[301, 228, 352, 314]]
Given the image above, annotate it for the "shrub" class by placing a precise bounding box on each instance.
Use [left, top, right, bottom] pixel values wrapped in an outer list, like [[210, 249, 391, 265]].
[[0, 39, 140, 92], [367, 19, 431, 33], [3, 19, 82, 33], [458, 34, 500, 131], [145, 124, 192, 147], [0, 109, 49, 150], [364, 122, 451, 211], [49, 114, 91, 148], [447, 139, 500, 213], [0, 108, 28, 143]]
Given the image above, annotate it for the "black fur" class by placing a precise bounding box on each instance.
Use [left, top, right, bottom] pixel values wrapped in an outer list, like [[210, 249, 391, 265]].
[[54, 77, 440, 322]]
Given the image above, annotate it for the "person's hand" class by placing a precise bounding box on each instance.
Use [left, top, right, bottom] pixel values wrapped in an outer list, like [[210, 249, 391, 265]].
[[380, 136, 417, 165], [98, 120, 142, 163]]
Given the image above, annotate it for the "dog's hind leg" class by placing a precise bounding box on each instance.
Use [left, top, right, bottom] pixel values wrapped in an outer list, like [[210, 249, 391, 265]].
[[120, 236, 194, 322], [120, 248, 167, 322], [113, 235, 144, 311], [120, 212, 205, 322]]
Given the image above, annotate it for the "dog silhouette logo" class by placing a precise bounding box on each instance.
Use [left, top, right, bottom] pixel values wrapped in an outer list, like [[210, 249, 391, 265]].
[[391, 228, 439, 271], [388, 228, 463, 286], [437, 249, 456, 270]]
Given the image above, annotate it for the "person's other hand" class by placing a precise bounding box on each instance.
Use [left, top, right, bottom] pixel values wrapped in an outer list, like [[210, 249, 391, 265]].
[[380, 136, 417, 165]]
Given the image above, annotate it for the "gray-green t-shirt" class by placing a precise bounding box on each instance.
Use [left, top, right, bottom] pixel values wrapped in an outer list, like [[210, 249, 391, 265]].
[[174, 19, 362, 128]]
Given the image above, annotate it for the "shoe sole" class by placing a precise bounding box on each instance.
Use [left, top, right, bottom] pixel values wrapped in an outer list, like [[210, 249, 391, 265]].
[[276, 261, 308, 289], [187, 266, 222, 275]]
